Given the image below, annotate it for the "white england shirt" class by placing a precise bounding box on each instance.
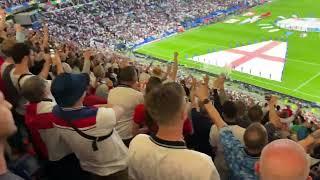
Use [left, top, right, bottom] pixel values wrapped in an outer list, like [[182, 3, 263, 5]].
[[128, 134, 220, 180]]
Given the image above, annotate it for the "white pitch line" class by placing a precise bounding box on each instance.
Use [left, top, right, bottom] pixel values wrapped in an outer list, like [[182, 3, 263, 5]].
[[293, 72, 320, 92], [232, 73, 292, 91], [233, 73, 320, 99]]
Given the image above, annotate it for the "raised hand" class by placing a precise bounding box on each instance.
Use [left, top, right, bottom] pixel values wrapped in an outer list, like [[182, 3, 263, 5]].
[[43, 54, 52, 64], [174, 52, 179, 61], [52, 53, 62, 66], [212, 77, 219, 89], [195, 84, 209, 101], [0, 10, 6, 31], [83, 49, 93, 60], [218, 75, 225, 90], [170, 52, 179, 81], [191, 76, 197, 89], [203, 74, 209, 86], [0, 8, 5, 17], [269, 95, 278, 105]]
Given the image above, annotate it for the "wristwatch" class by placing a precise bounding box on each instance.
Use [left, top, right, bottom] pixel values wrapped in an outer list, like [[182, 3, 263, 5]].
[[201, 98, 210, 105]]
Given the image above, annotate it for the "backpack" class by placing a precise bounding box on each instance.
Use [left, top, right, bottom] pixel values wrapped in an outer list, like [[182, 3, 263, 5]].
[[2, 64, 32, 109]]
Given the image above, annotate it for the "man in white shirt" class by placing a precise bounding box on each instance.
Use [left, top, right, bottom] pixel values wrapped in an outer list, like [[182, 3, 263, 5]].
[[128, 82, 220, 180], [51, 73, 128, 179], [108, 66, 144, 146], [209, 101, 245, 180]]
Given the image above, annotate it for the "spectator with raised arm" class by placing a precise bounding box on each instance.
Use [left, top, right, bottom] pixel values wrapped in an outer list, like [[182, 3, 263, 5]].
[[196, 83, 268, 180], [128, 82, 220, 180], [208, 77, 245, 180], [108, 66, 144, 146], [163, 52, 179, 83], [188, 76, 214, 158], [50, 73, 128, 179]]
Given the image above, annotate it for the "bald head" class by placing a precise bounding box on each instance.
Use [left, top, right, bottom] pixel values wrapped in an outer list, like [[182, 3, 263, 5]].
[[258, 139, 310, 180]]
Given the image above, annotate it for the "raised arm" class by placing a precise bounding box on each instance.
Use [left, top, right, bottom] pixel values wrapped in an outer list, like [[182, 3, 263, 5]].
[[190, 76, 198, 109], [42, 24, 49, 49], [145, 61, 153, 73], [52, 53, 64, 75], [82, 50, 93, 74], [163, 63, 172, 80], [195, 84, 226, 129], [217, 74, 227, 104], [15, 24, 25, 43], [169, 52, 179, 81], [268, 96, 282, 128], [0, 11, 7, 39], [38, 54, 52, 79]]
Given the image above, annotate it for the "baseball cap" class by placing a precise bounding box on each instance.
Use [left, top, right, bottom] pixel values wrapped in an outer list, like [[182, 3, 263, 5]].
[[51, 73, 90, 107]]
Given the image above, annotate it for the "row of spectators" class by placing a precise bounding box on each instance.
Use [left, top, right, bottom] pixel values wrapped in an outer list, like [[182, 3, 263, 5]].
[[0, 18, 320, 180], [134, 56, 320, 124]]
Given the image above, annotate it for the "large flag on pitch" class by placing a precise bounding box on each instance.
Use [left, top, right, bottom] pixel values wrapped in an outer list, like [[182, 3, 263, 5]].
[[191, 40, 287, 81]]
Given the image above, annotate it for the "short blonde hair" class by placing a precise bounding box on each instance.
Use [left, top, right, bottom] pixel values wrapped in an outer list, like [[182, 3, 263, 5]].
[[21, 76, 47, 103], [145, 82, 185, 125]]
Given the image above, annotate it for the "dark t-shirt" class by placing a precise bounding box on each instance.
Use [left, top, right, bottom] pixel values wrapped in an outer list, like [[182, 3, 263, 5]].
[[0, 171, 24, 180], [189, 108, 213, 157], [237, 117, 252, 128], [29, 60, 45, 75]]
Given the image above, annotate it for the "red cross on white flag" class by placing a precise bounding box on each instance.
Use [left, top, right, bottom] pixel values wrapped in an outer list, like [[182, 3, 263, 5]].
[[192, 40, 288, 81]]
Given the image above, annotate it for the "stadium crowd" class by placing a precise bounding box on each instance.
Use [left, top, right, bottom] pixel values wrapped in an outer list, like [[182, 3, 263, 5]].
[[43, 0, 246, 49], [0, 1, 320, 180], [0, 0, 29, 9]]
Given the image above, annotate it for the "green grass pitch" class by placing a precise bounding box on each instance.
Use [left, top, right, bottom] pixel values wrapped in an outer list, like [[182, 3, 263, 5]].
[[135, 0, 320, 104]]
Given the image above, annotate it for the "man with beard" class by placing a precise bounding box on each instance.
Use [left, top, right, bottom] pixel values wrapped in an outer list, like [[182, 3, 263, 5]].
[[0, 43, 51, 152]]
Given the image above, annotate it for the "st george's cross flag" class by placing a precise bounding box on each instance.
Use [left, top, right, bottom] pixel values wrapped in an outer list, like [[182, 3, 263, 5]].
[[192, 40, 288, 81]]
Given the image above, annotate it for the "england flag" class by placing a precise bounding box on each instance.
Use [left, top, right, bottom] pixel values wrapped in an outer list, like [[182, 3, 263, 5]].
[[192, 40, 288, 81]]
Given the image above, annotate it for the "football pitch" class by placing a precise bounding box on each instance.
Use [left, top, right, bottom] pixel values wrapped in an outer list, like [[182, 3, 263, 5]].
[[135, 0, 320, 104]]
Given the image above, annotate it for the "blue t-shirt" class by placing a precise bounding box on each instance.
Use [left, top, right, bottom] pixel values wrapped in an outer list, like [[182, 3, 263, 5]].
[[219, 127, 260, 180]]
